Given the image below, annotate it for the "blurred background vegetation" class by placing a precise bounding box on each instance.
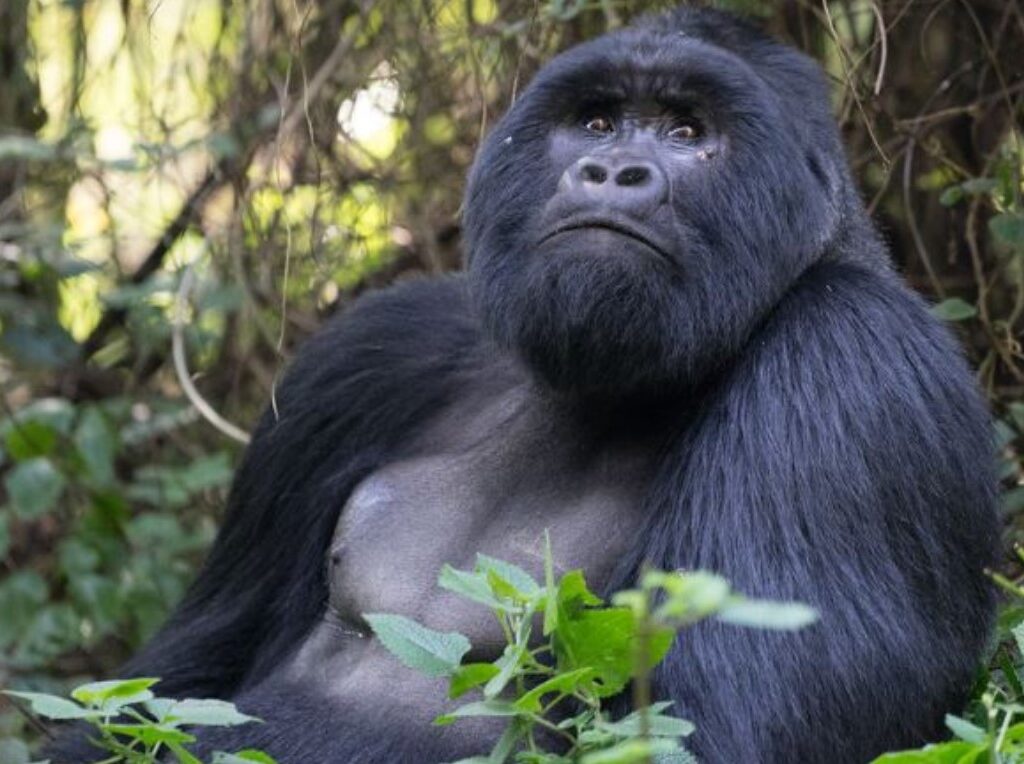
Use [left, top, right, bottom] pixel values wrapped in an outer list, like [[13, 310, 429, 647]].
[[0, 0, 1021, 758]]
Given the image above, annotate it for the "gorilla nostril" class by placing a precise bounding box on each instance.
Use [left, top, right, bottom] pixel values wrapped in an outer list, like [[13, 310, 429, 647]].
[[615, 165, 650, 187], [580, 163, 608, 184]]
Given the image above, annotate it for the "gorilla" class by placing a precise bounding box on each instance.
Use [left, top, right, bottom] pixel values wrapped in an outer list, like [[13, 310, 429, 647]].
[[50, 7, 998, 764]]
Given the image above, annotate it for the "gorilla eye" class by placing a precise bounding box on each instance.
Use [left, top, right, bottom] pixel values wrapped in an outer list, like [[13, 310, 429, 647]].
[[583, 115, 615, 134], [667, 119, 703, 141]]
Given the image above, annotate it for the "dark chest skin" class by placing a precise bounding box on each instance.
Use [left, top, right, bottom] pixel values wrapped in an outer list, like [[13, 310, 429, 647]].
[[285, 367, 674, 747]]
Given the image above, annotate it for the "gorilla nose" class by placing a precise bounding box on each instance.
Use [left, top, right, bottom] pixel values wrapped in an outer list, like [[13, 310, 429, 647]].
[[564, 156, 668, 211]]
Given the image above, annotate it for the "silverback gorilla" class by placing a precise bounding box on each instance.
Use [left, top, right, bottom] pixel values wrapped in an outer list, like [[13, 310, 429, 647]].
[[51, 7, 998, 764]]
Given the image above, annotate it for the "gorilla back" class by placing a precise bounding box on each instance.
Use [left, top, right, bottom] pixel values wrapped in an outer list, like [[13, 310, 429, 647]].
[[48, 8, 998, 764]]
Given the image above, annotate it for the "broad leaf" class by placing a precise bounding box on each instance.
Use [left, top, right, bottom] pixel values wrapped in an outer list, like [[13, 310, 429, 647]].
[[3, 691, 99, 720], [579, 738, 682, 764], [439, 565, 504, 610], [597, 703, 695, 738], [364, 613, 470, 677], [211, 751, 279, 764], [5, 458, 65, 518], [944, 714, 986, 744], [476, 554, 540, 598], [930, 298, 977, 322], [483, 644, 526, 698], [71, 678, 159, 709], [716, 599, 818, 630], [165, 698, 261, 726], [514, 668, 596, 712], [434, 700, 520, 727], [449, 663, 500, 699], [990, 213, 1024, 247]]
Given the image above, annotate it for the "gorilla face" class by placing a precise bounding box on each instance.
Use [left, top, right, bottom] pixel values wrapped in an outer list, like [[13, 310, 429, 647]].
[[464, 12, 850, 399]]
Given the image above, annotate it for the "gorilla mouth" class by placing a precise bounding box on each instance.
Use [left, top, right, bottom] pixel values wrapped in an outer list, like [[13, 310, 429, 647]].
[[539, 218, 669, 260]]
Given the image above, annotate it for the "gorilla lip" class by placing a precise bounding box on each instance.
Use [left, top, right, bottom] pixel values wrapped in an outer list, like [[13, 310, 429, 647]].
[[539, 218, 669, 261]]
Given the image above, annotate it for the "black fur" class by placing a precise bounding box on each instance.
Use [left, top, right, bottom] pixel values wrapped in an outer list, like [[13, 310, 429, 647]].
[[47, 8, 998, 764]]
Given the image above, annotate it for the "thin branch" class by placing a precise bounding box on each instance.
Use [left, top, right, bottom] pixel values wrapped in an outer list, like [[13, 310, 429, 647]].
[[172, 262, 252, 445]]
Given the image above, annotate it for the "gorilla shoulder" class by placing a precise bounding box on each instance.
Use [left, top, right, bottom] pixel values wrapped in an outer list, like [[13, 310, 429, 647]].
[[270, 274, 482, 421]]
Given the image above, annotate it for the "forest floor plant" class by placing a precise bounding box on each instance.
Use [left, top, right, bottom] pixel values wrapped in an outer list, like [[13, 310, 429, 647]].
[[366, 532, 818, 764]]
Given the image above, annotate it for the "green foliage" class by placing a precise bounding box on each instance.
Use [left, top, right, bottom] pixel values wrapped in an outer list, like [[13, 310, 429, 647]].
[[0, 396, 227, 732], [367, 535, 817, 763], [3, 678, 276, 764]]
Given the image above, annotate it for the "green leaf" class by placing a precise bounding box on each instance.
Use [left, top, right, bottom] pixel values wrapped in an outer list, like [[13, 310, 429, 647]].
[[1001, 487, 1024, 515], [543, 530, 558, 636], [433, 700, 519, 727], [995, 420, 1017, 449], [5, 420, 58, 460], [716, 599, 818, 630], [166, 698, 261, 727], [486, 719, 526, 764], [961, 178, 998, 195], [1013, 622, 1024, 658], [5, 458, 66, 518], [483, 644, 526, 698], [553, 571, 641, 696], [652, 749, 698, 764], [211, 750, 279, 764], [514, 668, 595, 712], [1, 322, 78, 369], [869, 741, 984, 763], [990, 212, 1024, 247], [597, 703, 695, 738], [645, 570, 731, 622], [449, 663, 501, 699], [938, 187, 963, 207], [58, 538, 101, 576], [73, 407, 117, 486], [0, 514, 9, 560], [105, 723, 196, 746], [439, 565, 504, 609], [0, 738, 31, 764], [930, 298, 977, 322], [579, 738, 683, 764], [364, 613, 471, 677], [1, 399, 76, 437], [554, 577, 635, 698], [3, 691, 99, 720], [557, 570, 603, 611], [71, 678, 159, 710], [166, 741, 203, 764], [1009, 403, 1024, 433], [476, 554, 541, 598], [180, 452, 233, 493], [0, 572, 48, 646], [944, 714, 987, 744], [12, 603, 79, 667], [69, 573, 122, 630]]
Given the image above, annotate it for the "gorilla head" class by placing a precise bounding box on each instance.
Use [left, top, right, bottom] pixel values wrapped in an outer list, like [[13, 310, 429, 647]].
[[464, 10, 868, 398]]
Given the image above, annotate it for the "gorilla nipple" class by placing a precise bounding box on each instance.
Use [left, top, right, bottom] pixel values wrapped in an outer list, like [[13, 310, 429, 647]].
[[329, 545, 345, 567]]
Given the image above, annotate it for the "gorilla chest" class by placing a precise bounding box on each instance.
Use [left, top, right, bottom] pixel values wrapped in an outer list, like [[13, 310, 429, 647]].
[[327, 393, 660, 651]]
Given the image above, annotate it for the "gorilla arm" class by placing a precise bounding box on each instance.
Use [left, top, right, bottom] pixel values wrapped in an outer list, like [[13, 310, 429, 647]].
[[118, 275, 480, 699], [635, 261, 998, 763]]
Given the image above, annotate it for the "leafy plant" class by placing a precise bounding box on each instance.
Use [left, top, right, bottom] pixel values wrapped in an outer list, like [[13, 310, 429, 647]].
[[366, 534, 818, 763], [0, 396, 229, 682], [3, 677, 277, 764]]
